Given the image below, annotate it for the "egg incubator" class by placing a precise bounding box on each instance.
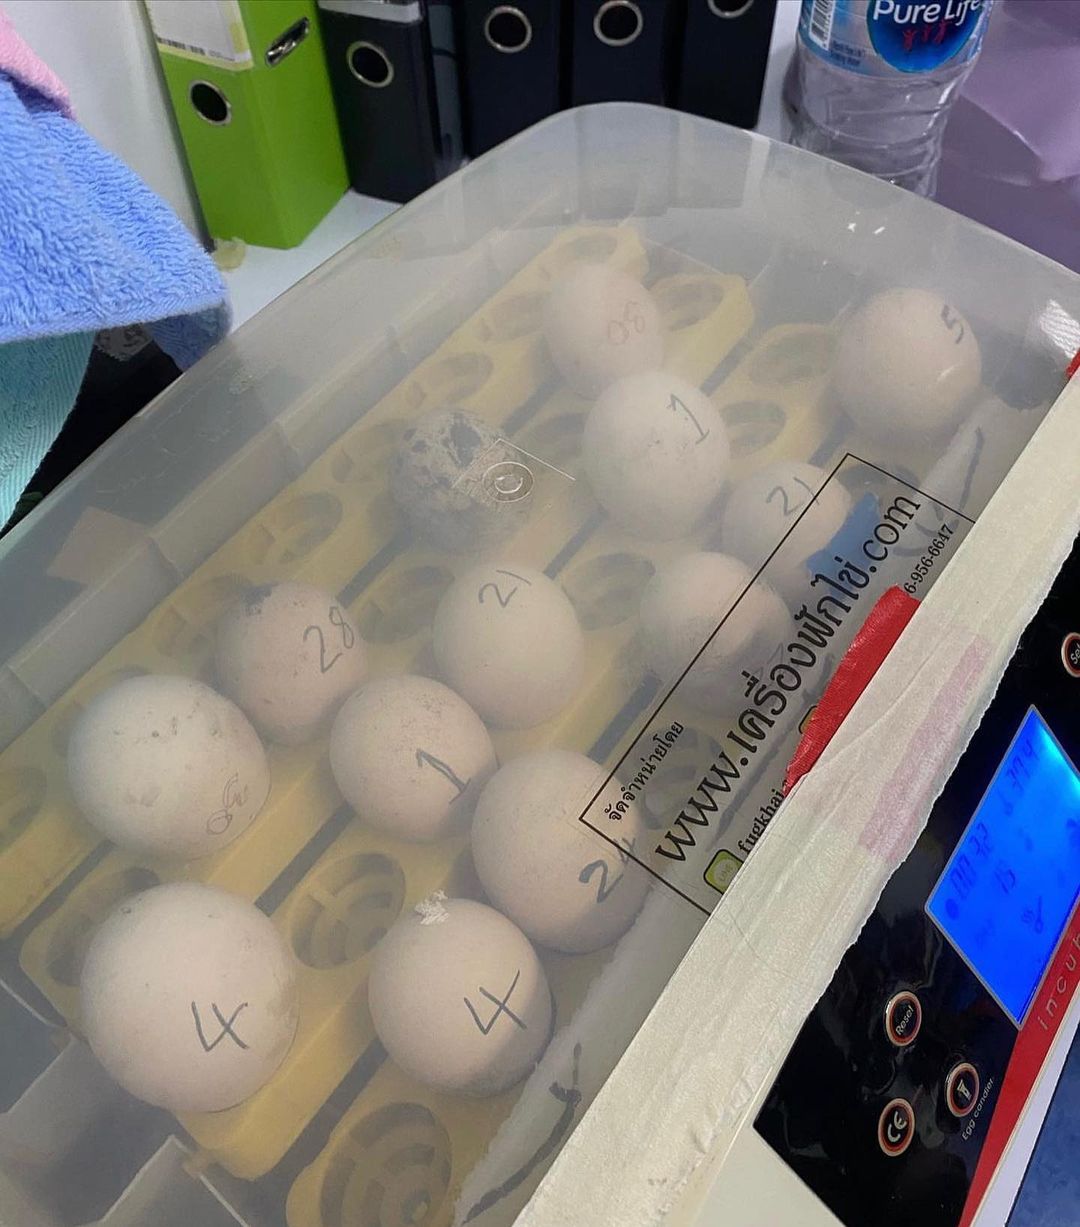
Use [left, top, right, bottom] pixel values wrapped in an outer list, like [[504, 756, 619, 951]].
[[0, 105, 1077, 1227]]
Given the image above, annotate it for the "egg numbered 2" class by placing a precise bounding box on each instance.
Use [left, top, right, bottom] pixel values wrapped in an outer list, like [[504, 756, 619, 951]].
[[433, 563, 585, 729], [471, 750, 651, 954]]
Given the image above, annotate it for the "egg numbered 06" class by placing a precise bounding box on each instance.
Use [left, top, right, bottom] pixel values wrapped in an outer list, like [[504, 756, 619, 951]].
[[329, 675, 497, 842], [833, 289, 982, 448], [80, 882, 300, 1114], [543, 263, 664, 398], [369, 894, 552, 1097], [216, 582, 367, 745], [67, 674, 270, 860], [471, 750, 651, 954], [433, 563, 585, 729], [583, 372, 730, 540]]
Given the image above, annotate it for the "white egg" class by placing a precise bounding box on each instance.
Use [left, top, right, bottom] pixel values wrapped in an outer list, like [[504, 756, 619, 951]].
[[329, 675, 497, 842], [80, 882, 299, 1114], [215, 582, 368, 746], [67, 675, 270, 860], [368, 894, 551, 1096], [543, 263, 664, 397], [719, 462, 853, 603], [433, 563, 585, 729], [582, 372, 730, 540], [639, 552, 789, 714], [471, 750, 651, 954], [833, 289, 982, 447]]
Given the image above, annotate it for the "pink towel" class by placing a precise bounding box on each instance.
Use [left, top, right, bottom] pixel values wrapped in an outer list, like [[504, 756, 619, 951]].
[[0, 6, 72, 116]]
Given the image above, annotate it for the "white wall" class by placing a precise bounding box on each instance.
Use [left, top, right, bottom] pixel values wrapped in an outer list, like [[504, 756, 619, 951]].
[[4, 0, 204, 239]]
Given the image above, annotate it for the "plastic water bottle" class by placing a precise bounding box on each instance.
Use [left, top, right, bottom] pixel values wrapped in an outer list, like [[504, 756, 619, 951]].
[[783, 0, 995, 196]]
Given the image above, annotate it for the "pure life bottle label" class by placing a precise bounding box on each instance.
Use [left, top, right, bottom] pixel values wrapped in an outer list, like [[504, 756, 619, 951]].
[[800, 0, 992, 76]]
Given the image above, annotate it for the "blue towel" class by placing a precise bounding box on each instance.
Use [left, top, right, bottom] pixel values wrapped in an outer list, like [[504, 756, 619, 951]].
[[0, 72, 229, 524]]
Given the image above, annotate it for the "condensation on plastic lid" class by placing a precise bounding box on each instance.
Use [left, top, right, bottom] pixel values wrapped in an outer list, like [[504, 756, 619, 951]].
[[415, 890, 449, 925]]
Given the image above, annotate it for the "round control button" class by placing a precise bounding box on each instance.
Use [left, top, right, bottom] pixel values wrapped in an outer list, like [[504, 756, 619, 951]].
[[878, 1098, 915, 1157], [1062, 633, 1080, 678], [945, 1062, 980, 1118], [884, 990, 922, 1047]]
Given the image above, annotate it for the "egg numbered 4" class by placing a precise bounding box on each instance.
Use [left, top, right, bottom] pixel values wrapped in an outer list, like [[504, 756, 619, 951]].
[[369, 895, 552, 1097], [67, 674, 270, 860], [80, 882, 300, 1114], [215, 582, 368, 746], [583, 372, 731, 540], [433, 563, 585, 729], [471, 749, 651, 954]]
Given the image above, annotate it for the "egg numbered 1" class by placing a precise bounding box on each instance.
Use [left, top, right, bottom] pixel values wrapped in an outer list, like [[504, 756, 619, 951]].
[[833, 289, 982, 448], [719, 462, 852, 604], [583, 372, 731, 540], [471, 749, 651, 954], [433, 563, 585, 729], [215, 581, 368, 746], [80, 882, 300, 1114], [67, 674, 270, 860], [369, 895, 552, 1096], [543, 263, 664, 398], [329, 675, 497, 842]]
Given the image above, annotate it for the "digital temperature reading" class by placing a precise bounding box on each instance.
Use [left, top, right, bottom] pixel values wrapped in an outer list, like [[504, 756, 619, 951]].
[[927, 707, 1080, 1025]]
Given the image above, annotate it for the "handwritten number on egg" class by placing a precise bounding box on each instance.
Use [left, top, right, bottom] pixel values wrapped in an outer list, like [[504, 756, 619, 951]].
[[191, 1000, 250, 1052], [206, 771, 247, 836], [668, 393, 710, 444], [415, 749, 471, 798], [606, 300, 646, 346], [477, 568, 533, 608], [765, 474, 815, 518], [464, 969, 527, 1035], [940, 303, 966, 344]]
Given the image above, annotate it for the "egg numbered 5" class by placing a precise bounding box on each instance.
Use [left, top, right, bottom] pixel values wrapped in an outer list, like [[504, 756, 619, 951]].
[[215, 582, 368, 746], [583, 372, 731, 540], [66, 674, 270, 860], [80, 882, 300, 1114], [471, 749, 651, 954], [433, 563, 585, 729]]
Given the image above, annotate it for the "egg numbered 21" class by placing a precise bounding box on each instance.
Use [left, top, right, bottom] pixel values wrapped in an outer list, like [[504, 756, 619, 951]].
[[80, 882, 300, 1114]]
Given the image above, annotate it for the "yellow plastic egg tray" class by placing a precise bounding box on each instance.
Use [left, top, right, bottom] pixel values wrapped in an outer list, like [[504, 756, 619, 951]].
[[3, 225, 848, 1224]]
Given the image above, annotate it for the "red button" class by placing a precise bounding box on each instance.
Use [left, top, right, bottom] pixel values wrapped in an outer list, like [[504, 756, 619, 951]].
[[1062, 633, 1080, 678], [945, 1062, 980, 1118], [884, 991, 922, 1048], [878, 1098, 915, 1157]]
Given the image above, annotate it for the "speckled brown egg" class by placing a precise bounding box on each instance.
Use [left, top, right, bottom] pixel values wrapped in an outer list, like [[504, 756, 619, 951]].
[[391, 409, 533, 553]]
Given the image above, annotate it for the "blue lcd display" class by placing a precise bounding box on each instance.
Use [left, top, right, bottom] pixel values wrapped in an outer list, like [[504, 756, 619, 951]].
[[927, 707, 1080, 1026]]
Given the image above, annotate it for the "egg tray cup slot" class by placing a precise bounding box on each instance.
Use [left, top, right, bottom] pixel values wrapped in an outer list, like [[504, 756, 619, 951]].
[[283, 946, 612, 1227], [711, 323, 841, 480], [0, 225, 652, 939]]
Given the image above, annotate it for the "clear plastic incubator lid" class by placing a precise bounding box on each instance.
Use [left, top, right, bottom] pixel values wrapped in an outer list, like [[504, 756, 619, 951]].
[[0, 104, 1077, 1227]]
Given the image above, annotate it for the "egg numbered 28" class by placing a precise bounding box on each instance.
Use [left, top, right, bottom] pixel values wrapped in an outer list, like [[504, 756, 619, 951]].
[[66, 674, 270, 860], [583, 372, 731, 540], [80, 882, 300, 1114], [215, 581, 368, 746], [471, 749, 651, 954], [433, 563, 585, 729]]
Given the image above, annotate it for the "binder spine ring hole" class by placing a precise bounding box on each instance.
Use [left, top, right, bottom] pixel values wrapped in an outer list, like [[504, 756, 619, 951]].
[[189, 80, 231, 126], [484, 6, 533, 53], [707, 0, 756, 16], [346, 40, 394, 89], [594, 0, 644, 47]]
